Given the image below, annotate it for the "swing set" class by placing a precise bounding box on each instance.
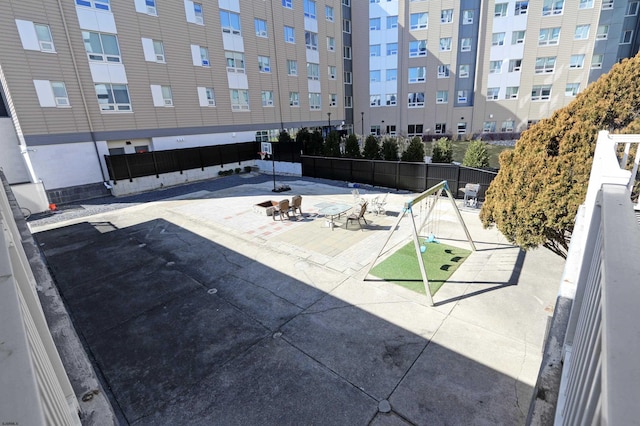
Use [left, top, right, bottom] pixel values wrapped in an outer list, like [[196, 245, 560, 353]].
[[365, 180, 476, 306]]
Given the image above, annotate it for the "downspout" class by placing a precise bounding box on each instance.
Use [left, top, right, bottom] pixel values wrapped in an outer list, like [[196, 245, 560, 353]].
[[269, 0, 285, 131], [56, 0, 110, 187]]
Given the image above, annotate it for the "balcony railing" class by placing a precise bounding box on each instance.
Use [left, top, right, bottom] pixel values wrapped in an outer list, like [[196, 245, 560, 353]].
[[0, 175, 81, 425], [530, 131, 640, 424]]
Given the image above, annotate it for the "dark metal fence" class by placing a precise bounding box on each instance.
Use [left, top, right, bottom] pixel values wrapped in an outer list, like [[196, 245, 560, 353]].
[[301, 156, 497, 199], [105, 141, 301, 183]]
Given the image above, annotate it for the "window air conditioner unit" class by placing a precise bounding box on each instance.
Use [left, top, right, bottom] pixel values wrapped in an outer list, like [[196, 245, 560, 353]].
[[195, 16, 203, 24], [266, 100, 274, 106], [258, 30, 267, 37], [147, 6, 157, 14], [263, 66, 270, 72], [55, 97, 69, 106], [208, 99, 215, 106], [436, 97, 445, 103], [291, 100, 299, 106], [458, 97, 467, 102], [202, 60, 209, 66], [156, 54, 165, 62], [40, 41, 54, 51], [164, 99, 173, 106]]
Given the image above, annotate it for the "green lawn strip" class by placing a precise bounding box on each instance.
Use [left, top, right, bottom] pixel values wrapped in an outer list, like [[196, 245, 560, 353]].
[[370, 241, 472, 295]]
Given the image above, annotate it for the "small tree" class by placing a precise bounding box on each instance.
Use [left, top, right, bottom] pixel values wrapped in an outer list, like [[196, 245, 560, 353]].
[[323, 130, 342, 157], [381, 137, 399, 161], [431, 137, 453, 163], [278, 130, 292, 144], [297, 128, 315, 155], [462, 140, 490, 168], [305, 129, 324, 156], [362, 135, 381, 159], [401, 136, 425, 162], [343, 134, 362, 158]]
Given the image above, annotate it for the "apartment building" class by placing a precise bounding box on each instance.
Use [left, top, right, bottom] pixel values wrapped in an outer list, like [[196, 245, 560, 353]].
[[0, 0, 348, 200], [352, 0, 640, 139]]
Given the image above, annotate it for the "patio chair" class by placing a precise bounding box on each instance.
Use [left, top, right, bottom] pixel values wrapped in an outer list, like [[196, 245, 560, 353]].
[[272, 199, 291, 221], [371, 192, 388, 215], [290, 195, 303, 218], [346, 201, 369, 229]]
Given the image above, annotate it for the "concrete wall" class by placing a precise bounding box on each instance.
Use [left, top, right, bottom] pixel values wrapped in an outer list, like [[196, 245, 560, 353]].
[[0, 117, 30, 184]]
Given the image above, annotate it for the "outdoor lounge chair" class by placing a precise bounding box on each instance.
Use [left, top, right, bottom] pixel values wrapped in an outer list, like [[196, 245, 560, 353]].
[[272, 199, 291, 221], [346, 201, 368, 229], [290, 195, 303, 218]]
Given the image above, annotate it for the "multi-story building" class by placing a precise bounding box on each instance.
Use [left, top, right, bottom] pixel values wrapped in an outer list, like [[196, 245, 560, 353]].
[[1, 0, 639, 203], [352, 0, 640, 139], [0, 0, 348, 201]]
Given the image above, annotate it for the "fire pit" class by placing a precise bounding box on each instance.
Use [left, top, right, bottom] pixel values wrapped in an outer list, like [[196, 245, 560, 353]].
[[253, 200, 278, 216]]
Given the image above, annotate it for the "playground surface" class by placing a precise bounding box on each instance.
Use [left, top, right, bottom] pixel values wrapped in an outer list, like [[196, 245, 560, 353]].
[[29, 174, 564, 425]]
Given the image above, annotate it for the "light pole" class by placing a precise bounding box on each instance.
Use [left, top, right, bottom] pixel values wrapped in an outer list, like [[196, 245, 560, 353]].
[[327, 112, 331, 128], [381, 120, 385, 136], [360, 112, 364, 136]]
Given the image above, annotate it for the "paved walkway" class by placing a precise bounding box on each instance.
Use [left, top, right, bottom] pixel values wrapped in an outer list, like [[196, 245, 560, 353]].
[[29, 174, 564, 425]]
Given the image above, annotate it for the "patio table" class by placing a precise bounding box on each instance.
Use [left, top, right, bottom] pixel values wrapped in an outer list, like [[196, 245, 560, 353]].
[[318, 203, 353, 230]]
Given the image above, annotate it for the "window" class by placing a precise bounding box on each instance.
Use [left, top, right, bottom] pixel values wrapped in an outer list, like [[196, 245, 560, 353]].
[[436, 90, 448, 103], [597, 25, 609, 40], [627, 1, 639, 15], [161, 85, 173, 106], [258, 55, 271, 72], [483, 121, 496, 132], [370, 94, 381, 106], [287, 59, 297, 75], [193, 2, 203, 24], [34, 81, 70, 107], [370, 0, 380, 3], [527, 120, 539, 129], [509, 59, 522, 72], [408, 92, 424, 107], [387, 125, 397, 136], [457, 122, 467, 134], [440, 37, 452, 51], [408, 67, 426, 83], [305, 31, 318, 50], [539, 27, 560, 45], [512, 30, 526, 44], [441, 9, 453, 23], [289, 91, 299, 106], [386, 69, 397, 81], [304, 0, 316, 18], [602, 0, 614, 9], [501, 120, 515, 132], [153, 40, 164, 62], [371, 125, 381, 135], [565, 83, 580, 96], [462, 9, 474, 24], [515, 1, 528, 14], [342, 0, 350, 5], [261, 91, 274, 107], [487, 87, 499, 100], [328, 65, 336, 79], [343, 19, 351, 33], [437, 64, 450, 78], [35, 24, 55, 52], [343, 46, 352, 59], [386, 94, 397, 105], [370, 44, 381, 56], [370, 70, 381, 82], [575, 25, 590, 40], [591, 54, 604, 68], [220, 10, 241, 35], [307, 62, 320, 80], [284, 26, 295, 43], [489, 60, 502, 73], [542, 0, 564, 15], [492, 32, 505, 46], [83, 31, 120, 62], [370, 18, 381, 30], [95, 83, 131, 111], [457, 90, 468, 103], [387, 16, 398, 29], [409, 40, 427, 57], [495, 3, 508, 17], [531, 85, 552, 101], [344, 96, 352, 108], [579, 0, 594, 8], [75, 0, 110, 11], [199, 87, 215, 106], [410, 13, 428, 30], [408, 124, 424, 136], [329, 93, 337, 107], [344, 71, 352, 83], [326, 5, 334, 21], [327, 36, 335, 51], [535, 56, 556, 73], [386, 43, 398, 55], [621, 30, 633, 44], [255, 19, 268, 37], [506, 86, 519, 99], [460, 38, 472, 52], [225, 51, 245, 72], [200, 47, 210, 66], [282, 0, 292, 8], [569, 54, 585, 68], [459, 64, 469, 78], [230, 89, 250, 111]]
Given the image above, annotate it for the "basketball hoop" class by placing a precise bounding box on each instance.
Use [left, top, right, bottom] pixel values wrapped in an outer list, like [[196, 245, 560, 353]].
[[258, 151, 267, 160]]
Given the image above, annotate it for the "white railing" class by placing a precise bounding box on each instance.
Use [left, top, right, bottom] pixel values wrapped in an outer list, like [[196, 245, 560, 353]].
[[0, 178, 81, 425], [553, 131, 640, 424]]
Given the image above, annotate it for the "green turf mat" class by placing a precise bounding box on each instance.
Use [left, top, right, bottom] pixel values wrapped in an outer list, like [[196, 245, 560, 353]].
[[370, 240, 471, 295]]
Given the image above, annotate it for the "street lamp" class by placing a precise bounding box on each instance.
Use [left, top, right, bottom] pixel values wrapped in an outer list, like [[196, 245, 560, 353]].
[[381, 120, 385, 136], [327, 112, 331, 128], [360, 112, 364, 136]]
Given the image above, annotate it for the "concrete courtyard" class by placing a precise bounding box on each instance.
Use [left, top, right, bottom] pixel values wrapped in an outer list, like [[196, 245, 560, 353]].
[[29, 174, 565, 425]]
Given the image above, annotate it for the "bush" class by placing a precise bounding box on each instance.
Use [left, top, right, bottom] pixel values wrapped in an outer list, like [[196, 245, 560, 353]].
[[401, 136, 425, 162], [323, 130, 342, 157], [244, 166, 252, 173], [362, 135, 381, 160], [381, 138, 399, 161], [432, 138, 453, 163], [343, 134, 362, 158], [234, 167, 242, 174], [462, 140, 490, 168]]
